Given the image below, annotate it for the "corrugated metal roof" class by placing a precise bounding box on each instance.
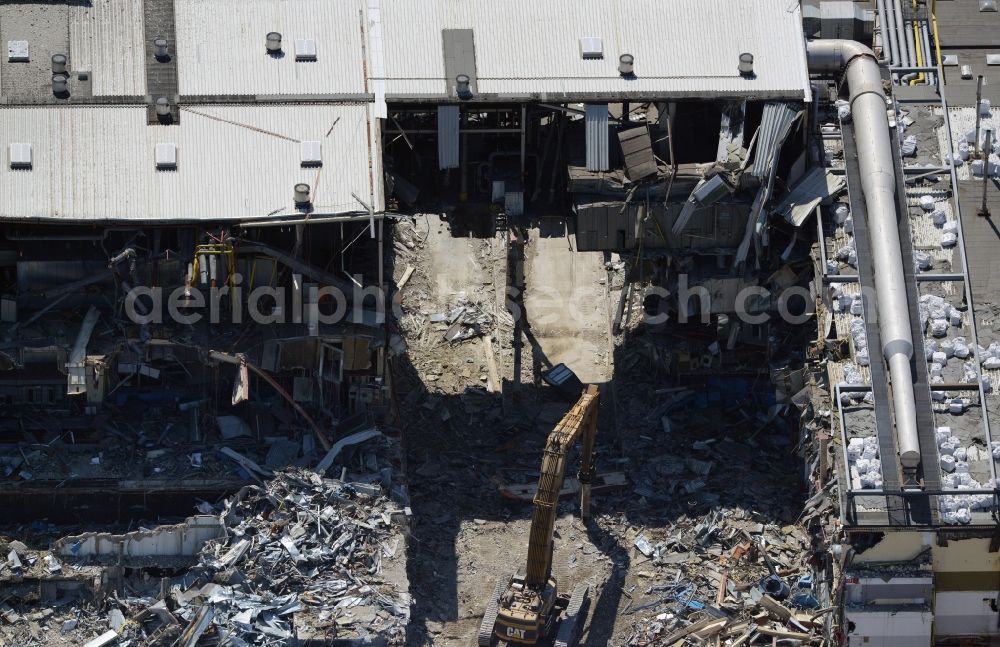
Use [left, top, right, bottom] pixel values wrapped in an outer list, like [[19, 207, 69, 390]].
[[174, 0, 367, 96], [374, 0, 811, 100], [68, 0, 147, 97], [0, 105, 381, 221], [585, 104, 609, 172]]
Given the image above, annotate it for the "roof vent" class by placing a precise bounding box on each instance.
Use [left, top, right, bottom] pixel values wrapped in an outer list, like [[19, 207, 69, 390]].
[[7, 41, 28, 62], [455, 74, 471, 98], [739, 52, 754, 77], [618, 54, 634, 76], [155, 143, 177, 169], [295, 39, 317, 61], [294, 183, 311, 205], [52, 74, 69, 95], [266, 32, 282, 54], [9, 143, 32, 169], [153, 37, 169, 60], [51, 54, 67, 74], [155, 97, 171, 117], [579, 37, 603, 60], [301, 140, 322, 167]]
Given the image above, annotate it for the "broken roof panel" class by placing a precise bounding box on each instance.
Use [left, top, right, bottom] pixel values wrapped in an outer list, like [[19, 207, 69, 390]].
[[0, 104, 382, 221], [775, 168, 847, 227], [374, 0, 812, 100], [174, 0, 368, 97]]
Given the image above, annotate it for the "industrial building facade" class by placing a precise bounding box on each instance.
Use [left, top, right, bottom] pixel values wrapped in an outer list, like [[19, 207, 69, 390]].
[[0, 0, 996, 646]]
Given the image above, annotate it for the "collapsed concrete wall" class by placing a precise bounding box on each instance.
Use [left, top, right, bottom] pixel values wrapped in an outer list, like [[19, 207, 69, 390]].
[[53, 516, 225, 564]]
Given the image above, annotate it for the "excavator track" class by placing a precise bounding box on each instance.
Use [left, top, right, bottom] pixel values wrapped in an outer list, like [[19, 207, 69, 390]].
[[478, 574, 509, 647], [554, 583, 590, 647]]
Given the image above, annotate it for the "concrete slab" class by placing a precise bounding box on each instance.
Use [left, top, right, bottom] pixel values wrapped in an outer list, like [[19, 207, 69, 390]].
[[522, 219, 611, 384]]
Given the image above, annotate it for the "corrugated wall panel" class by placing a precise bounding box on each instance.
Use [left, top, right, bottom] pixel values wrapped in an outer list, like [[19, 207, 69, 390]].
[[585, 104, 609, 172], [437, 105, 460, 170]]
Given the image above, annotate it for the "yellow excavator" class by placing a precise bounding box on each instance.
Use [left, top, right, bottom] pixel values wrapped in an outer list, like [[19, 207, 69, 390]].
[[478, 385, 600, 647]]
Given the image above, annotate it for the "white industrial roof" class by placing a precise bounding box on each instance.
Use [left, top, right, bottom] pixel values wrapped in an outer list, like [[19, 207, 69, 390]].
[[174, 0, 367, 97], [68, 0, 147, 97], [372, 0, 811, 100], [0, 105, 383, 221]]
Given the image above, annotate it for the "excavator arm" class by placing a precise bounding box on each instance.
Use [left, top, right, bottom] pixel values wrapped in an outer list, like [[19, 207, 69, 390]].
[[482, 385, 600, 646], [524, 384, 600, 589]]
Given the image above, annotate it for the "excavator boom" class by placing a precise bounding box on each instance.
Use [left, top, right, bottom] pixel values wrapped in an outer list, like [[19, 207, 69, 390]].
[[525, 384, 600, 587], [480, 385, 600, 646]]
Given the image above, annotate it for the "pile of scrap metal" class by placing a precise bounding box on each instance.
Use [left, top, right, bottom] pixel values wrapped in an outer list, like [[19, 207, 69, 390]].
[[431, 297, 494, 343], [624, 519, 827, 646], [0, 467, 409, 647]]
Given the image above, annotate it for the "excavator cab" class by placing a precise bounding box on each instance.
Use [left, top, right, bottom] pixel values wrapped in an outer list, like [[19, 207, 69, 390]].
[[478, 386, 599, 647], [493, 573, 558, 644]]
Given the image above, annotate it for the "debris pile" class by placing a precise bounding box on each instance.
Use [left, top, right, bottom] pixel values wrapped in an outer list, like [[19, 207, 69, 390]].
[[189, 469, 409, 644], [621, 516, 824, 647], [0, 468, 409, 646], [607, 368, 830, 647]]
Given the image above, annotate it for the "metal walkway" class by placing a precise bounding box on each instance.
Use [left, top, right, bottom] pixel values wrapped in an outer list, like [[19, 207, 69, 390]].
[[889, 127, 940, 525], [841, 122, 908, 526]]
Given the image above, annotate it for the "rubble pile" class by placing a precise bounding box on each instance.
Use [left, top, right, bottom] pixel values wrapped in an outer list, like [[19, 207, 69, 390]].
[[187, 469, 409, 644], [621, 515, 824, 647], [608, 360, 830, 646], [0, 469, 409, 647]]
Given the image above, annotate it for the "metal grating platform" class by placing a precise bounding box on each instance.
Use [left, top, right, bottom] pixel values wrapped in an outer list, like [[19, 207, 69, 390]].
[[841, 122, 908, 526], [889, 125, 941, 525]]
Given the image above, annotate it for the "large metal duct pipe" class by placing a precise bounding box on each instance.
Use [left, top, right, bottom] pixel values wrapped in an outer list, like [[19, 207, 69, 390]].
[[807, 40, 921, 470]]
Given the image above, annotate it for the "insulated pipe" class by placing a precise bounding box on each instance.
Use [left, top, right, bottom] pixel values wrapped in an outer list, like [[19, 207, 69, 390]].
[[807, 40, 921, 470], [893, 0, 911, 68], [901, 19, 920, 84], [877, 0, 896, 66], [920, 21, 935, 85], [886, 0, 901, 67]]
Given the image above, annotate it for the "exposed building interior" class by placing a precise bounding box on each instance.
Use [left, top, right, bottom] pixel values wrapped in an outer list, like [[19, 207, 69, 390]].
[[0, 1, 997, 646]]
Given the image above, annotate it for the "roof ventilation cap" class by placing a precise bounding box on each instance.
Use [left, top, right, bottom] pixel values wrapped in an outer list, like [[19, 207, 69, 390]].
[[155, 143, 177, 169], [618, 54, 634, 76], [266, 32, 282, 54], [52, 73, 69, 95], [155, 96, 171, 117], [739, 52, 754, 77], [455, 73, 471, 97], [153, 37, 169, 60], [7, 41, 28, 62], [301, 141, 322, 167], [51, 54, 67, 74], [579, 37, 603, 60], [9, 143, 32, 169], [294, 183, 311, 205], [295, 39, 317, 61]]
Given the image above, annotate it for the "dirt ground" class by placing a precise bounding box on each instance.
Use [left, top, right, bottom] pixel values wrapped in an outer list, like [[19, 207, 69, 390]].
[[390, 213, 807, 647]]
